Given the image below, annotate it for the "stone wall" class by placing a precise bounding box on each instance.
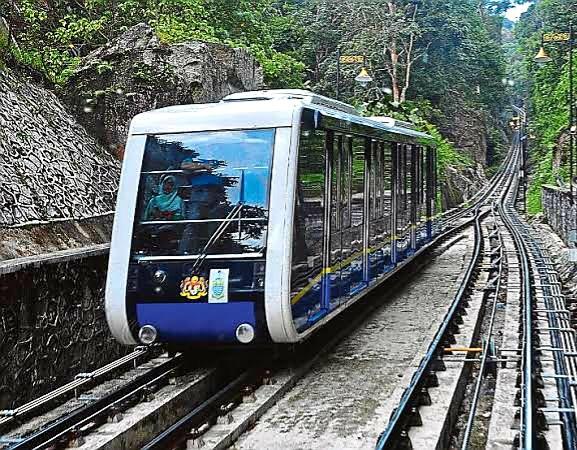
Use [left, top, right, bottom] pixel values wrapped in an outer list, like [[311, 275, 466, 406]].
[[0, 65, 126, 409], [0, 68, 119, 261], [542, 184, 576, 246], [0, 70, 119, 228], [0, 249, 128, 410]]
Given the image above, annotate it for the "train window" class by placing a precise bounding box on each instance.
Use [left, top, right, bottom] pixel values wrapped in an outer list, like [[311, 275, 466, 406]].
[[382, 142, 392, 219], [351, 137, 365, 228], [418, 146, 425, 221], [370, 140, 379, 221], [331, 134, 341, 232], [130, 129, 275, 257], [291, 129, 327, 329], [293, 130, 326, 258], [403, 145, 410, 212], [341, 137, 352, 229]]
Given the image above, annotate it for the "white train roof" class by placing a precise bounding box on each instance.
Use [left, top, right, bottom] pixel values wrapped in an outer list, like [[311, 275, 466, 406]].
[[128, 89, 431, 141]]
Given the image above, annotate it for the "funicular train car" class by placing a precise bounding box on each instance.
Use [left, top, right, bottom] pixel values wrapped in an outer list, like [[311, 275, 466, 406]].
[[105, 90, 437, 348]]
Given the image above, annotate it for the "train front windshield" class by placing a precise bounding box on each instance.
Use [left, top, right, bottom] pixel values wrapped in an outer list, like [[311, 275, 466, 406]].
[[131, 129, 275, 258]]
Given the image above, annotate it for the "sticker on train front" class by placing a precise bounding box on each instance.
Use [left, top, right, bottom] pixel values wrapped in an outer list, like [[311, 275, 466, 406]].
[[208, 269, 229, 303]]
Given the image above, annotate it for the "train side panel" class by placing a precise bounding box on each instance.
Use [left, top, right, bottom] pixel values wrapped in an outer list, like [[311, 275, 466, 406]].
[[281, 108, 438, 342]]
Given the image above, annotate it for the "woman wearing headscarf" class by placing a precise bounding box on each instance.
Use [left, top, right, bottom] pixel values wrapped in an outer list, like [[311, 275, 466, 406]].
[[144, 175, 184, 220]]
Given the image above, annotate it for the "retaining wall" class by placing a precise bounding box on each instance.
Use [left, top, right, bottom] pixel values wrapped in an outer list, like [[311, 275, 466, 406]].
[[0, 246, 129, 410], [542, 185, 577, 247]]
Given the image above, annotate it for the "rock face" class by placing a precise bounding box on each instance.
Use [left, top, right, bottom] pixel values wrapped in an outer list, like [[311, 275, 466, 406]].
[[437, 96, 490, 165], [442, 164, 488, 209], [0, 68, 119, 260], [61, 23, 264, 153], [434, 96, 509, 208]]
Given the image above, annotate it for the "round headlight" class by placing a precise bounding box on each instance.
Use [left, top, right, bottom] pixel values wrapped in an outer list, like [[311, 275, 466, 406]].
[[138, 325, 158, 345], [235, 323, 255, 344], [153, 270, 167, 284]]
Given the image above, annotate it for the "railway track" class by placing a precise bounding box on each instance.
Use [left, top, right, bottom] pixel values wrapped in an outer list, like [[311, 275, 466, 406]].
[[5, 120, 575, 450], [0, 222, 491, 449], [376, 129, 577, 450]]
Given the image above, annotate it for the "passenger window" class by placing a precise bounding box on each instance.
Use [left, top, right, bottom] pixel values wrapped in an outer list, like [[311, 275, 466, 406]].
[[292, 130, 326, 271], [331, 134, 340, 231], [370, 140, 378, 221], [290, 128, 327, 330], [382, 142, 392, 220], [341, 137, 352, 229], [131, 129, 275, 257], [351, 137, 365, 228]]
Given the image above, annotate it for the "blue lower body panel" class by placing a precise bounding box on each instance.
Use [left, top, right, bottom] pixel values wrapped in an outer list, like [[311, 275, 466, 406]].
[[136, 302, 256, 343]]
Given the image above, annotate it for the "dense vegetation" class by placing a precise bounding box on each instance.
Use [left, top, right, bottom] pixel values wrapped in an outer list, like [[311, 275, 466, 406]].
[[513, 0, 577, 213], [284, 0, 510, 188], [1, 0, 514, 205], [0, 0, 305, 86]]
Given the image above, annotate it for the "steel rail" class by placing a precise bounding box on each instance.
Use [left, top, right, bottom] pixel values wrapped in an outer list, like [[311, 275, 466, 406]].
[[496, 140, 535, 449], [0, 347, 151, 433], [8, 355, 182, 450], [501, 135, 577, 449], [375, 206, 485, 450], [376, 129, 520, 450], [140, 370, 259, 450], [459, 207, 504, 449]]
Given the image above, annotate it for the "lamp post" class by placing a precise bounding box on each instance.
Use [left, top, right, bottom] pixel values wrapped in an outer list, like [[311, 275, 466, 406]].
[[534, 23, 574, 200]]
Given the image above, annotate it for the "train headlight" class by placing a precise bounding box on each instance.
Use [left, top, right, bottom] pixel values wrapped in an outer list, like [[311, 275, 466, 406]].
[[235, 323, 255, 344], [153, 270, 167, 284], [138, 325, 158, 345]]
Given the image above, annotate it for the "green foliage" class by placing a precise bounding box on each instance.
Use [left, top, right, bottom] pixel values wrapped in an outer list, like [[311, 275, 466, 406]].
[[362, 98, 473, 187], [513, 0, 577, 214], [0, 30, 8, 68], [527, 150, 555, 214], [5, 0, 304, 86]]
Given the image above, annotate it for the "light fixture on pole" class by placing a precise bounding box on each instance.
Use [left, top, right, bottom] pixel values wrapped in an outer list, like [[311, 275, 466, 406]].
[[534, 46, 553, 65], [355, 67, 373, 88]]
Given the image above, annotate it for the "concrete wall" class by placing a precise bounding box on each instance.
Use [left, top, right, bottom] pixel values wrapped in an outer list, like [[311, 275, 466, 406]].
[[0, 247, 128, 410], [542, 185, 576, 246]]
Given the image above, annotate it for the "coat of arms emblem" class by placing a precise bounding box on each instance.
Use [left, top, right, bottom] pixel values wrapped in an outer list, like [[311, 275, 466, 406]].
[[180, 275, 208, 300]]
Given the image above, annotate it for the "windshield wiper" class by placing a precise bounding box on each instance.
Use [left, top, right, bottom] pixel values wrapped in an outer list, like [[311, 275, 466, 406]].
[[190, 202, 244, 272]]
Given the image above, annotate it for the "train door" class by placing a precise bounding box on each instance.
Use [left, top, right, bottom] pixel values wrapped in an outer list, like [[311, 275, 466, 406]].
[[426, 146, 437, 239], [382, 142, 394, 270], [391, 143, 398, 264], [410, 145, 418, 251], [396, 144, 413, 259], [415, 145, 427, 246], [367, 139, 379, 281]]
